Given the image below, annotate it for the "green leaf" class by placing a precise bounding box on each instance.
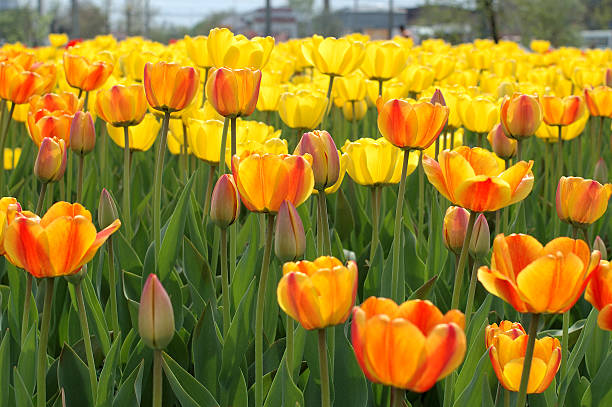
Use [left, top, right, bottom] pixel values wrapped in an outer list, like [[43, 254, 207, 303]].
[[158, 174, 195, 281], [334, 188, 354, 242], [13, 367, 34, 407], [0, 330, 11, 407], [58, 343, 93, 407], [112, 361, 144, 407], [585, 315, 610, 378], [581, 351, 612, 406], [96, 333, 122, 407], [113, 232, 143, 272], [162, 352, 219, 407], [408, 274, 438, 300], [263, 352, 304, 407], [193, 303, 222, 399], [333, 323, 367, 407], [82, 276, 111, 355], [453, 349, 494, 407], [17, 323, 36, 396]]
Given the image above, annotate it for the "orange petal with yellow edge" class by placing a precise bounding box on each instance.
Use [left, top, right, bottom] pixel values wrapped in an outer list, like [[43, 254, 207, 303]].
[[44, 215, 97, 276], [503, 357, 548, 393], [455, 175, 511, 212]]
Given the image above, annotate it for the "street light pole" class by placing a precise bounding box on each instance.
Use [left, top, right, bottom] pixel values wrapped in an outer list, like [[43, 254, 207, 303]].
[[265, 0, 272, 36]]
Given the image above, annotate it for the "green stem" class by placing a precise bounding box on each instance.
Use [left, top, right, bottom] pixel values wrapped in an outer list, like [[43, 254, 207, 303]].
[[515, 313, 540, 407], [317, 192, 332, 255], [369, 186, 381, 263], [75, 282, 97, 396], [218, 117, 229, 174], [123, 126, 132, 240], [76, 154, 84, 203], [20, 274, 33, 346], [229, 118, 237, 304], [516, 139, 523, 161], [391, 150, 411, 302], [505, 389, 510, 407], [597, 116, 604, 161], [255, 215, 275, 407], [36, 182, 48, 214], [0, 101, 15, 194], [220, 228, 230, 336], [554, 125, 563, 237], [286, 315, 294, 377], [318, 329, 331, 407], [182, 122, 189, 182], [417, 151, 424, 239], [153, 111, 171, 271], [378, 79, 384, 97], [324, 75, 335, 119], [201, 67, 210, 108], [201, 164, 216, 225], [108, 238, 119, 340], [450, 211, 478, 309], [390, 387, 405, 407], [560, 310, 569, 380], [153, 349, 163, 407], [36, 278, 54, 407], [464, 258, 480, 326], [83, 91, 89, 112]]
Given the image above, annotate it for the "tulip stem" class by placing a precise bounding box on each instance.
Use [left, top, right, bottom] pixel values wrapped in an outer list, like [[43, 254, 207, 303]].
[[450, 211, 477, 310], [220, 228, 230, 336], [153, 111, 171, 271], [75, 282, 98, 397], [83, 91, 89, 112], [391, 150, 411, 302], [504, 389, 510, 407], [201, 67, 210, 108], [378, 80, 384, 98], [417, 151, 424, 241], [218, 117, 229, 174], [390, 387, 406, 407], [0, 101, 15, 194], [255, 214, 275, 407], [464, 258, 480, 326], [123, 126, 132, 240], [182, 122, 189, 182], [20, 274, 33, 346], [317, 192, 332, 255], [516, 139, 523, 161], [229, 118, 238, 315], [107, 238, 120, 340], [76, 154, 84, 202], [286, 315, 294, 377], [369, 186, 381, 263], [324, 75, 336, 119], [318, 329, 331, 407], [153, 349, 163, 407], [597, 116, 604, 161], [516, 313, 540, 407], [560, 310, 569, 380], [351, 101, 357, 141], [202, 164, 216, 225], [36, 278, 54, 407], [554, 125, 563, 237]]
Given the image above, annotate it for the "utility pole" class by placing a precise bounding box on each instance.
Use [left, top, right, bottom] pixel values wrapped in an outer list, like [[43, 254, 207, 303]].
[[265, 0, 272, 36], [71, 0, 80, 37]]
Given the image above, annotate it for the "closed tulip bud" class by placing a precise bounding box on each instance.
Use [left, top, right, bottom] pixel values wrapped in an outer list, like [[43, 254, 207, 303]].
[[488, 123, 517, 160], [138, 274, 175, 350], [34, 137, 67, 183], [593, 158, 608, 184], [70, 111, 96, 155], [274, 200, 305, 262], [210, 174, 240, 229], [206, 67, 262, 118], [500, 93, 542, 139], [556, 176, 612, 226], [443, 206, 469, 255], [469, 214, 490, 258], [294, 130, 340, 191], [98, 188, 119, 229], [431, 88, 446, 106], [594, 236, 608, 260]]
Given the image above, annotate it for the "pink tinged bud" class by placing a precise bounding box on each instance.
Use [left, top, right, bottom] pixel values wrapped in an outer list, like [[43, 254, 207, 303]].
[[294, 130, 340, 191], [593, 158, 608, 185], [442, 206, 470, 255], [431, 88, 446, 106], [274, 200, 306, 263], [34, 137, 67, 183], [469, 213, 490, 258], [593, 236, 608, 260], [138, 274, 175, 350], [606, 68, 612, 88], [210, 174, 240, 229], [98, 188, 119, 229], [70, 111, 96, 155], [488, 123, 516, 160]]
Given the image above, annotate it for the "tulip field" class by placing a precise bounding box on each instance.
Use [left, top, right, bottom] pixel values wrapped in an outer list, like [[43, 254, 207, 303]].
[[0, 29, 611, 407]]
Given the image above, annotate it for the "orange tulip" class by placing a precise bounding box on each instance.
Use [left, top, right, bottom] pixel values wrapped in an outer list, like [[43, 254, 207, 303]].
[[277, 256, 358, 330], [30, 62, 57, 94], [423, 146, 534, 212], [95, 84, 147, 127], [351, 297, 466, 392], [231, 153, 314, 213], [3, 202, 120, 278], [443, 206, 470, 255], [539, 95, 585, 126], [556, 176, 612, 226], [27, 109, 73, 147], [487, 321, 561, 393], [28, 92, 81, 115], [500, 93, 542, 139], [488, 123, 517, 160], [205, 67, 262, 118], [0, 197, 22, 255], [63, 53, 114, 92], [0, 62, 47, 104], [144, 61, 199, 112], [585, 260, 612, 330], [478, 234, 601, 313], [584, 86, 612, 117]]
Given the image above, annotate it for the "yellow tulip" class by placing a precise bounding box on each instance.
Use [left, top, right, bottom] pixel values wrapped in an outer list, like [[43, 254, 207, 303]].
[[335, 72, 367, 102], [301, 35, 365, 77], [183, 35, 212, 68], [106, 113, 159, 151], [207, 27, 274, 70], [457, 95, 499, 133], [342, 99, 368, 121], [360, 41, 407, 81], [278, 89, 327, 130], [535, 111, 589, 142], [3, 148, 20, 170]]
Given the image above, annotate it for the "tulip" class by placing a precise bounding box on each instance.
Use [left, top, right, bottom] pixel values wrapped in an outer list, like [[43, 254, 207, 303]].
[[95, 84, 147, 127], [294, 130, 340, 191], [335, 72, 367, 102], [210, 174, 240, 229], [183, 35, 212, 68], [274, 200, 306, 263], [469, 213, 490, 258], [360, 41, 407, 82], [186, 118, 223, 164], [143, 61, 199, 113], [488, 123, 517, 160], [0, 62, 47, 104], [500, 93, 542, 141], [34, 137, 67, 184], [302, 35, 365, 77], [530, 40, 551, 53], [106, 114, 160, 152], [443, 206, 469, 255], [27, 108, 73, 147], [487, 322, 561, 393], [49, 33, 68, 47], [485, 321, 525, 348], [478, 234, 600, 313], [556, 176, 612, 227], [402, 65, 435, 93], [457, 95, 498, 134], [342, 100, 367, 122], [69, 111, 95, 156], [231, 153, 314, 213], [3, 201, 120, 278], [366, 79, 407, 105], [256, 84, 283, 112], [206, 67, 262, 118], [540, 95, 585, 126], [28, 91, 81, 115], [98, 188, 119, 230], [139, 273, 175, 349], [0, 197, 21, 255], [29, 62, 57, 95], [593, 236, 608, 260], [63, 53, 113, 92], [584, 86, 612, 117], [351, 297, 466, 392], [207, 27, 274, 70], [593, 158, 609, 185], [278, 89, 327, 130], [3, 148, 20, 170], [584, 258, 612, 330], [535, 112, 589, 142]]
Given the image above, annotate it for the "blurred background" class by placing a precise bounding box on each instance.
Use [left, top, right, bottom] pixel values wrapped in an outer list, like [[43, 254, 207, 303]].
[[6, 0, 612, 47]]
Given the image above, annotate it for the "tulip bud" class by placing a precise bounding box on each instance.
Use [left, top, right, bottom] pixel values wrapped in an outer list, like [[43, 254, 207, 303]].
[[98, 188, 119, 229], [606, 68, 612, 88], [443, 206, 469, 255], [294, 130, 340, 191], [593, 158, 609, 184], [210, 174, 240, 229], [487, 123, 516, 160], [138, 274, 175, 350], [70, 111, 96, 155], [34, 137, 67, 183], [593, 236, 608, 260], [274, 200, 306, 263], [469, 214, 490, 258], [431, 88, 446, 106]]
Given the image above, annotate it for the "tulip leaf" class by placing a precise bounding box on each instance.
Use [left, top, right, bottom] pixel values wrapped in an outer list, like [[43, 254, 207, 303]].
[[113, 232, 143, 272], [585, 315, 610, 378], [17, 322, 36, 395], [113, 360, 144, 407], [0, 329, 10, 407], [363, 243, 384, 298], [193, 303, 222, 399], [58, 343, 93, 407], [158, 174, 195, 282], [13, 367, 34, 407], [183, 237, 217, 317], [232, 217, 260, 311], [82, 276, 112, 355], [162, 351, 219, 407], [263, 347, 304, 407], [334, 188, 355, 242], [408, 274, 438, 300], [453, 348, 493, 407], [581, 351, 612, 407], [96, 333, 121, 407], [332, 323, 367, 407]]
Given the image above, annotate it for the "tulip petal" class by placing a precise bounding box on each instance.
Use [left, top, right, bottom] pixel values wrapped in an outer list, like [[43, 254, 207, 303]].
[[395, 299, 444, 335], [597, 304, 612, 331], [503, 357, 547, 393], [478, 266, 528, 312], [44, 215, 97, 276], [4, 216, 52, 278], [455, 175, 511, 212], [422, 154, 451, 201], [80, 219, 121, 267]]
